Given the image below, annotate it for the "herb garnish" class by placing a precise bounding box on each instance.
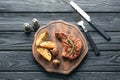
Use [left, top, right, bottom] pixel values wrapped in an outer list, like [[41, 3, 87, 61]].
[[67, 38, 75, 54]]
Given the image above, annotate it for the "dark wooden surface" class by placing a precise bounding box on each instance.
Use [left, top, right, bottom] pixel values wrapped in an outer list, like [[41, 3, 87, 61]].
[[0, 0, 120, 79]]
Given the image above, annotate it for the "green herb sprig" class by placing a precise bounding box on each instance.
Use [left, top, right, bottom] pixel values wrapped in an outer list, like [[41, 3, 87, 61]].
[[67, 38, 75, 54]]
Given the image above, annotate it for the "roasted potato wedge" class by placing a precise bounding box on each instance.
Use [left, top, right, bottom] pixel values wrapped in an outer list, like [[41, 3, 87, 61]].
[[37, 48, 52, 61], [40, 41, 58, 56], [36, 31, 48, 46], [39, 41, 57, 49]]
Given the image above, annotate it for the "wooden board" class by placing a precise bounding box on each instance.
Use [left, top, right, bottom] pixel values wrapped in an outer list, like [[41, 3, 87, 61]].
[[0, 72, 120, 80], [0, 13, 120, 32], [0, 0, 120, 12], [1, 32, 120, 51], [32, 20, 88, 74], [0, 51, 120, 72]]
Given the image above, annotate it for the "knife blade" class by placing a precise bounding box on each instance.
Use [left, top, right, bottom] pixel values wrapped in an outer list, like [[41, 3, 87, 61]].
[[64, 0, 111, 41], [70, 1, 91, 22], [77, 21, 100, 56]]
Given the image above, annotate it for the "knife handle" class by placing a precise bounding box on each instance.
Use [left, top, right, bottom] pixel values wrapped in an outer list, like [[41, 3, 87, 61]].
[[85, 31, 100, 56], [88, 21, 111, 41]]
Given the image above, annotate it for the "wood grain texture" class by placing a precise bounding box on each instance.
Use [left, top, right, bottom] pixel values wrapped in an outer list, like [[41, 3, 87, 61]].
[[32, 20, 88, 74], [0, 32, 120, 50], [0, 72, 120, 80], [0, 51, 120, 72], [0, 0, 120, 12], [0, 13, 120, 31], [0, 0, 119, 79]]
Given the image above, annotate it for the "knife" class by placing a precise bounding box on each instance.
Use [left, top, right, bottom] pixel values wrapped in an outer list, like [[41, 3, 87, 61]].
[[77, 21, 100, 56], [63, 0, 111, 41]]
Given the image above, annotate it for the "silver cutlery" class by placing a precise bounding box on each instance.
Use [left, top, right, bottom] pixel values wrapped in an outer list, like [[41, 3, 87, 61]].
[[62, 0, 111, 41], [77, 21, 100, 56]]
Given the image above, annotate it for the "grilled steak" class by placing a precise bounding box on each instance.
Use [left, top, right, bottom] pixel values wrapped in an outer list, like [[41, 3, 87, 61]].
[[55, 32, 83, 60]]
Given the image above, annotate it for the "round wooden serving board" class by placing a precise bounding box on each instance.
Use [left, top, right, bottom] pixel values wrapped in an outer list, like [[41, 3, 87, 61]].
[[32, 20, 88, 74]]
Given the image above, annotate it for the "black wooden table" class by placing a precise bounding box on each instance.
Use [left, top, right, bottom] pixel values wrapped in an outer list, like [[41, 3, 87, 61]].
[[0, 0, 120, 79]]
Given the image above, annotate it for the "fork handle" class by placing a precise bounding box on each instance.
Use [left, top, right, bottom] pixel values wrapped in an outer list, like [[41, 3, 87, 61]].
[[85, 31, 100, 56]]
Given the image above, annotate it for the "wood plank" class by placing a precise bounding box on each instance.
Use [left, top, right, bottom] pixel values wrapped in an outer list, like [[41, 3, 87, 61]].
[[0, 72, 120, 80], [0, 51, 120, 72], [0, 0, 120, 12], [0, 13, 119, 31], [0, 32, 120, 50]]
